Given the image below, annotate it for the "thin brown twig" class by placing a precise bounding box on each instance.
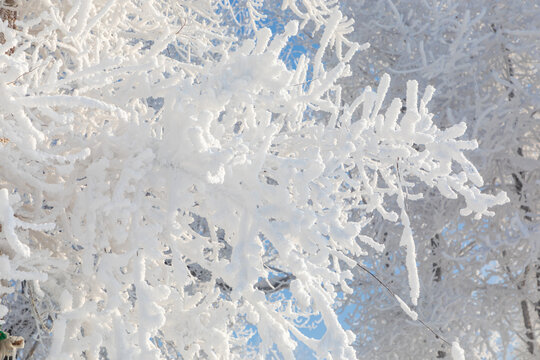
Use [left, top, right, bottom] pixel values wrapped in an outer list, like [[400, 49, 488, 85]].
[[176, 19, 186, 35], [6, 65, 40, 85], [290, 77, 319, 87], [356, 262, 452, 347]]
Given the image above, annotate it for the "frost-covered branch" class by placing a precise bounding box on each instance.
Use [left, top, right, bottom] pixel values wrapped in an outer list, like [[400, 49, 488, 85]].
[[0, 1, 511, 359]]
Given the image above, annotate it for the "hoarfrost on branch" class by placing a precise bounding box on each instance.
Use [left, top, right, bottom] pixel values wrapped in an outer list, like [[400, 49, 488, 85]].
[[0, 1, 510, 358]]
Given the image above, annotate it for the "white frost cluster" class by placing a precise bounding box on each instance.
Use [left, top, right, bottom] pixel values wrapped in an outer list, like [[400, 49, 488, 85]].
[[451, 341, 465, 360]]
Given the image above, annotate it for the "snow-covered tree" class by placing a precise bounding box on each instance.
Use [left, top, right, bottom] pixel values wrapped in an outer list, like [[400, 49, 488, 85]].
[[335, 0, 540, 358], [0, 1, 512, 359]]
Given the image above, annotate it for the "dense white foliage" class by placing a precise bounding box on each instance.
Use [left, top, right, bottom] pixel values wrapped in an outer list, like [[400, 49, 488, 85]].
[[0, 1, 520, 359]]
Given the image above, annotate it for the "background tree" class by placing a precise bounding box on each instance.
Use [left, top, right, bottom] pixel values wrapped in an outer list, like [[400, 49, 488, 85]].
[[336, 0, 540, 358]]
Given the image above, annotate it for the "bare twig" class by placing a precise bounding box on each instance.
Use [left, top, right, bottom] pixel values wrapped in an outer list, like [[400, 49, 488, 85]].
[[176, 19, 186, 35], [290, 77, 319, 87], [6, 65, 40, 85], [356, 262, 452, 347]]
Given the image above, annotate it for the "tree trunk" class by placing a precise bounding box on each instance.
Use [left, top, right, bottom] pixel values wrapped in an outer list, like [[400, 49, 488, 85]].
[[517, 265, 535, 355], [512, 165, 536, 355], [521, 299, 535, 355], [536, 264, 540, 320], [431, 234, 446, 358], [495, 20, 537, 353], [431, 234, 442, 283]]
